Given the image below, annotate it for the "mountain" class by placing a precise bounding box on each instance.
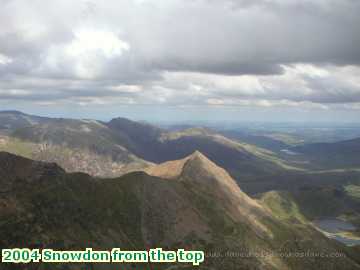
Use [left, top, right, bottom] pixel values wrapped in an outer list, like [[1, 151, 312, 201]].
[[1, 151, 359, 269], [2, 111, 360, 178], [0, 110, 51, 135], [1, 111, 297, 179], [107, 118, 297, 178], [145, 151, 269, 234], [237, 168, 360, 195], [0, 111, 151, 177], [219, 130, 292, 152], [292, 138, 360, 169]]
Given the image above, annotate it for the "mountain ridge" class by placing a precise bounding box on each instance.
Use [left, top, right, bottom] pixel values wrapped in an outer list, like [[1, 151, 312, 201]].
[[1, 151, 359, 269], [0, 111, 296, 180]]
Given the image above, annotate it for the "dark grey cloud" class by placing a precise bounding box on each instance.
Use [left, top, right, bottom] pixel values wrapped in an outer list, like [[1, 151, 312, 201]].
[[2, 0, 360, 78], [154, 60, 284, 76], [0, 0, 360, 111]]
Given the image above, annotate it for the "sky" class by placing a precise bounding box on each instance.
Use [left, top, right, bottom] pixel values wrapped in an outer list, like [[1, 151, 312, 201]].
[[0, 0, 360, 122]]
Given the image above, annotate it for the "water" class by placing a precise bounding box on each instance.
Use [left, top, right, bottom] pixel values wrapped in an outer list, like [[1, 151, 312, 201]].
[[314, 218, 356, 233], [280, 149, 300, 155], [330, 235, 360, 246], [313, 218, 360, 246]]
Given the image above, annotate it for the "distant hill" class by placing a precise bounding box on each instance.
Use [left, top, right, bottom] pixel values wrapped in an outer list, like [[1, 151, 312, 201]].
[[0, 110, 51, 135], [1, 151, 359, 269], [292, 138, 360, 169], [107, 118, 297, 178], [219, 130, 292, 152]]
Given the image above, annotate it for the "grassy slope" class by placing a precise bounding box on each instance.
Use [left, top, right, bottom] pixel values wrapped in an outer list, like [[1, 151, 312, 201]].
[[0, 136, 36, 158], [345, 185, 360, 201], [259, 190, 360, 269], [260, 191, 307, 223]]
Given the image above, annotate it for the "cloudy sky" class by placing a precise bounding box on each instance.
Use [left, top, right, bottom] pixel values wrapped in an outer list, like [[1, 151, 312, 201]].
[[1, 0, 360, 122]]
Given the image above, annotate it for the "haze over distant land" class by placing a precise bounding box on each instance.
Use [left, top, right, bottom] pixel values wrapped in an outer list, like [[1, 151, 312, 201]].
[[1, 1, 360, 122]]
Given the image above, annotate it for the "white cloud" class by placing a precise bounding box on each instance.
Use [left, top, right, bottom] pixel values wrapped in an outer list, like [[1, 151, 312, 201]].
[[66, 29, 130, 59], [292, 64, 330, 78], [0, 89, 30, 96], [108, 84, 142, 93], [41, 29, 130, 79], [0, 54, 13, 65]]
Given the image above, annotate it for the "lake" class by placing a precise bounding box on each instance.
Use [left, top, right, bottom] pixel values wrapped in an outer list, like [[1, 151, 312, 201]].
[[313, 218, 360, 246], [280, 149, 300, 155]]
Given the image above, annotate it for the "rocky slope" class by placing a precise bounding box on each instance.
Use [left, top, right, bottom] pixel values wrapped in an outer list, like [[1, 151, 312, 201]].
[[0, 111, 152, 177]]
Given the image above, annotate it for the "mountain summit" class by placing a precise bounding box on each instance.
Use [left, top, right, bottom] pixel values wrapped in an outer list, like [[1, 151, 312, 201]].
[[145, 151, 270, 235]]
